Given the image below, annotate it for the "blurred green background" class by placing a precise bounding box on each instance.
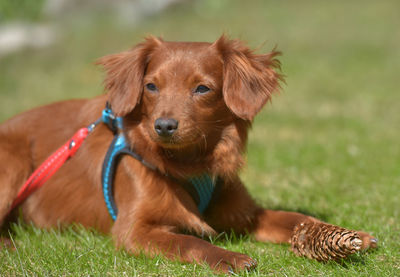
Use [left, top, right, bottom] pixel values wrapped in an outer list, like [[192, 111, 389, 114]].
[[0, 0, 399, 275]]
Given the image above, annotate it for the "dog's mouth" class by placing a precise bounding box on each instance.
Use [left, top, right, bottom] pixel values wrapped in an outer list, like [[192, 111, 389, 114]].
[[149, 128, 206, 150], [155, 136, 179, 147], [153, 133, 209, 164], [153, 134, 203, 150]]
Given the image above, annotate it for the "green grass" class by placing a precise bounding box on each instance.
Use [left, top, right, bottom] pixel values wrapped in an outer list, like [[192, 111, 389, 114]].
[[1, 0, 399, 275], [0, 0, 45, 22]]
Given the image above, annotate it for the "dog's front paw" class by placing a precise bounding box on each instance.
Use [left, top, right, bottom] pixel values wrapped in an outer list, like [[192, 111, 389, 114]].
[[357, 231, 378, 250], [209, 250, 257, 274]]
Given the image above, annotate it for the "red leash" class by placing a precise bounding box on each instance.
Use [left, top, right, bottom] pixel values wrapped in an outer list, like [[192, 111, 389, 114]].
[[10, 126, 94, 211]]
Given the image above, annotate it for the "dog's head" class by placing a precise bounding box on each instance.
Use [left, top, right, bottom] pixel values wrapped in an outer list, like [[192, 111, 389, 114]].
[[98, 36, 282, 154]]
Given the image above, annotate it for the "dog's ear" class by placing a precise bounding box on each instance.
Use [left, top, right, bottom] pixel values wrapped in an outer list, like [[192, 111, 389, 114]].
[[97, 36, 162, 116], [213, 36, 283, 121]]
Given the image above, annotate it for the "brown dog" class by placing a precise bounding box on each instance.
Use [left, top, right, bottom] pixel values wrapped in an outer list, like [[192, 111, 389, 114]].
[[0, 36, 376, 272]]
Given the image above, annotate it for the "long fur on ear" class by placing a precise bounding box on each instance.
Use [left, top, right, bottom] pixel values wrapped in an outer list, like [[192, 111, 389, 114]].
[[213, 36, 283, 121], [96, 36, 163, 116]]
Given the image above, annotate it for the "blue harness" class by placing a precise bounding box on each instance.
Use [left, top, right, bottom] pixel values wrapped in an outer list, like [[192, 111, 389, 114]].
[[100, 106, 216, 221]]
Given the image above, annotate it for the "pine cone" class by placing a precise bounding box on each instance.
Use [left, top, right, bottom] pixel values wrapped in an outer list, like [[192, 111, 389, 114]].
[[290, 221, 363, 261]]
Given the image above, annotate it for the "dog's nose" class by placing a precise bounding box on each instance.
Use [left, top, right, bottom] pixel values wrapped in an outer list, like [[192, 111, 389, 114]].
[[154, 118, 178, 137]]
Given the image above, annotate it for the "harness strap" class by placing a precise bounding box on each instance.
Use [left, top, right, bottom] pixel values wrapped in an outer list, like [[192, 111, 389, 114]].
[[188, 175, 216, 214], [10, 104, 217, 221], [100, 131, 217, 220], [101, 134, 138, 221]]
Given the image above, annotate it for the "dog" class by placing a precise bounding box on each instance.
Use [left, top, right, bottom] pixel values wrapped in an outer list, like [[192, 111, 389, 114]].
[[0, 36, 376, 273]]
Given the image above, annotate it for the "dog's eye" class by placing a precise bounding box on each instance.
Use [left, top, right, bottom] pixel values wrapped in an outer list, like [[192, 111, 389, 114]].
[[145, 83, 158, 92], [194, 85, 210, 94]]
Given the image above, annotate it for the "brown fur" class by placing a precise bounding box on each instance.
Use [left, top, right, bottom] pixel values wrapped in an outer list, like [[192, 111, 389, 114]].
[[0, 36, 375, 272]]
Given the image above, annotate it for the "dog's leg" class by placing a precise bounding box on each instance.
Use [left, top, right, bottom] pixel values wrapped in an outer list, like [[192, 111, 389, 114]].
[[206, 177, 377, 250], [113, 223, 257, 273], [251, 209, 319, 243]]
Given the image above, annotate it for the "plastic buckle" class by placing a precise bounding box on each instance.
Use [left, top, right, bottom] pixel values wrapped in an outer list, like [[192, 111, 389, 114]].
[[102, 108, 117, 132]]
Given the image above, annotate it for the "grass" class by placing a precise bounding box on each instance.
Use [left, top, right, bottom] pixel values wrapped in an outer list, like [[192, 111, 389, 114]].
[[0, 0, 45, 22], [1, 0, 399, 275]]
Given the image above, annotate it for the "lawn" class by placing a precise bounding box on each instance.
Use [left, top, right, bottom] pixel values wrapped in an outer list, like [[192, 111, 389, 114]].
[[0, 0, 399, 276]]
